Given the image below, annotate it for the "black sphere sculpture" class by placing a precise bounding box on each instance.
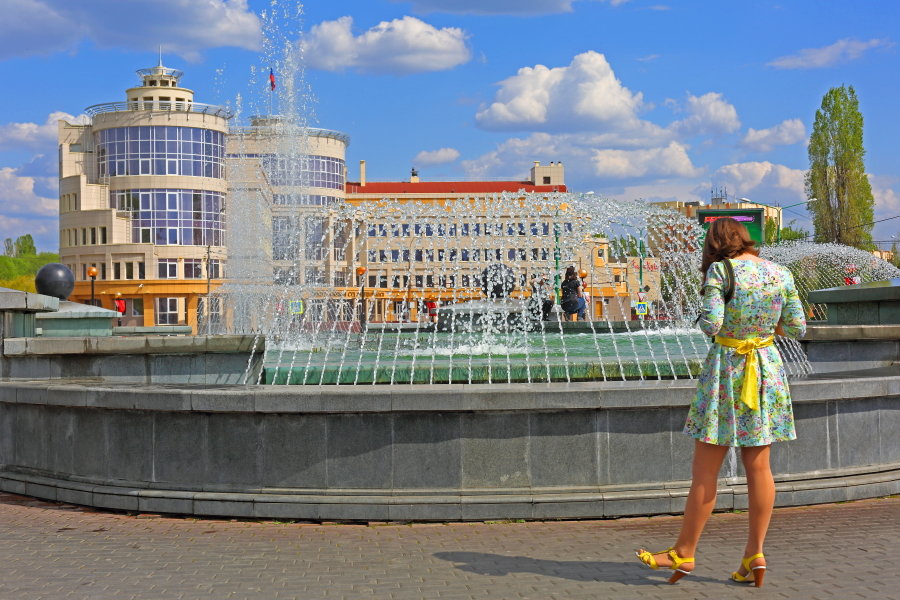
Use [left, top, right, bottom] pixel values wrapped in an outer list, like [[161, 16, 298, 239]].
[[35, 263, 75, 300], [480, 263, 516, 299]]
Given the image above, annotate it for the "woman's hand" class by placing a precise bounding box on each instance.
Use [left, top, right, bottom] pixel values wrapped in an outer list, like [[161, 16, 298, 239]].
[[774, 321, 786, 337]]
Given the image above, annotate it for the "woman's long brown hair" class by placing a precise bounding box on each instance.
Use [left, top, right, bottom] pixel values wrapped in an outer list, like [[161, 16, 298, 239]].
[[700, 217, 758, 281]]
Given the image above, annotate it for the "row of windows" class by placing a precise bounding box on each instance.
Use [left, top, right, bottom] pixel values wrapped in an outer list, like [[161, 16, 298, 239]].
[[60, 193, 79, 213], [366, 222, 572, 237], [70, 259, 224, 283], [366, 248, 563, 263], [110, 189, 225, 247], [365, 273, 534, 289], [157, 258, 223, 279], [272, 194, 343, 206], [70, 261, 145, 282], [255, 155, 345, 189], [63, 226, 108, 248], [96, 126, 225, 179]]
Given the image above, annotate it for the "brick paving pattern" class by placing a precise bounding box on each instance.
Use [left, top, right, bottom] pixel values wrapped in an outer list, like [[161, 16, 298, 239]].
[[0, 492, 898, 600]]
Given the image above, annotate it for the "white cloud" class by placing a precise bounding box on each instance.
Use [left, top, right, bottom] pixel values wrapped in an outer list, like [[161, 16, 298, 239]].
[[669, 92, 740, 138], [0, 0, 261, 62], [592, 141, 701, 179], [767, 37, 894, 70], [741, 119, 806, 152], [0, 111, 87, 152], [398, 0, 577, 14], [868, 174, 900, 241], [708, 161, 806, 205], [475, 51, 667, 141], [461, 133, 698, 185], [0, 167, 58, 217], [302, 16, 470, 75], [414, 147, 460, 166], [396, 0, 628, 15]]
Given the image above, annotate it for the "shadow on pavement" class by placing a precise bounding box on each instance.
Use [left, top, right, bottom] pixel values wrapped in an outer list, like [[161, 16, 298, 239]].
[[433, 551, 723, 586]]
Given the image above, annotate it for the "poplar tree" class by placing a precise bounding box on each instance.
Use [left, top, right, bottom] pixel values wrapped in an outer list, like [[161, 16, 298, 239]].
[[806, 85, 875, 249]]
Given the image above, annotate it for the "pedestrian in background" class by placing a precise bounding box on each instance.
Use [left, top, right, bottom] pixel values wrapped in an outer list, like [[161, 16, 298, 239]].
[[636, 217, 806, 586], [560, 266, 582, 321]]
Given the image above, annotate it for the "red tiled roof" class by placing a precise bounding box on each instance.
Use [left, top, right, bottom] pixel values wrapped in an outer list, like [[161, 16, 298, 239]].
[[346, 181, 567, 194]]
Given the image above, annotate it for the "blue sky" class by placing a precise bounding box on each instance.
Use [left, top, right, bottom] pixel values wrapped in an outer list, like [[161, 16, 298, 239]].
[[0, 0, 898, 252]]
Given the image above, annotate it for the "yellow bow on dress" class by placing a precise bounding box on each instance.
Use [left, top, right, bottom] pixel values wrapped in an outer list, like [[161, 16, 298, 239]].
[[714, 335, 775, 411]]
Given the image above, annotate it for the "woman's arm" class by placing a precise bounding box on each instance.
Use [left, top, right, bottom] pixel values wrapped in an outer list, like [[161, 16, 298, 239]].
[[698, 262, 726, 337], [778, 270, 806, 339]]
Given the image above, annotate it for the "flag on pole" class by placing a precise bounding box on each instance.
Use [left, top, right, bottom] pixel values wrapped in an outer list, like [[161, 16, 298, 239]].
[[269, 68, 276, 91]]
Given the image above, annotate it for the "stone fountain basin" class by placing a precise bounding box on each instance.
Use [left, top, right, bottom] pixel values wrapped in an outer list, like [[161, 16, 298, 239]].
[[1, 372, 897, 521]]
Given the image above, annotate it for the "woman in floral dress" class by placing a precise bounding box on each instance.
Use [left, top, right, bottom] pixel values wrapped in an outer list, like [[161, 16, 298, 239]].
[[636, 217, 806, 586]]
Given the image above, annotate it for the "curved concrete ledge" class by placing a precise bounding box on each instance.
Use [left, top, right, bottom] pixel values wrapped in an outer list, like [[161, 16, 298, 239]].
[[1, 376, 898, 520]]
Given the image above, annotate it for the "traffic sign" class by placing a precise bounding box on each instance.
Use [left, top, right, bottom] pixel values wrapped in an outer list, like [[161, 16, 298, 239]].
[[289, 299, 305, 315], [637, 291, 646, 302], [635, 302, 648, 315]]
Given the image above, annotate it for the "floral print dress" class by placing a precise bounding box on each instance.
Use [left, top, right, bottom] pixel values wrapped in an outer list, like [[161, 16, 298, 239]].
[[684, 259, 807, 447]]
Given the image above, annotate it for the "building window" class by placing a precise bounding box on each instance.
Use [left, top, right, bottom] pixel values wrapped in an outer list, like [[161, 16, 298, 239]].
[[95, 126, 225, 180], [138, 262, 145, 279], [113, 263, 121, 280], [100, 227, 107, 244], [182, 259, 202, 279], [208, 260, 222, 279], [90, 228, 97, 245], [155, 297, 179, 325], [158, 259, 178, 279], [124, 298, 144, 316], [304, 267, 324, 284], [125, 262, 134, 279]]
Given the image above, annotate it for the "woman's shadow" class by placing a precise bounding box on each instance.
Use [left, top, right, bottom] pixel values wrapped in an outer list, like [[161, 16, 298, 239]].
[[433, 551, 722, 586]]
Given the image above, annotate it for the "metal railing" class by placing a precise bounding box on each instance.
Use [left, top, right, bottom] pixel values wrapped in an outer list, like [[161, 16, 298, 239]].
[[84, 101, 233, 119]]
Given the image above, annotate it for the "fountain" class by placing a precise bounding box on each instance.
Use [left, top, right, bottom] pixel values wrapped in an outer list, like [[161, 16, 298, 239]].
[[0, 0, 897, 521]]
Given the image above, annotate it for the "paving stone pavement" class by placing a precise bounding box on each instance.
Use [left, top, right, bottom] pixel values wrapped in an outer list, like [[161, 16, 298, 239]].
[[1, 492, 898, 600]]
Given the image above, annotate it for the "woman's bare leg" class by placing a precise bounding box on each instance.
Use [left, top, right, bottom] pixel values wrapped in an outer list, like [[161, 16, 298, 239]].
[[736, 445, 773, 573], [641, 440, 729, 570]]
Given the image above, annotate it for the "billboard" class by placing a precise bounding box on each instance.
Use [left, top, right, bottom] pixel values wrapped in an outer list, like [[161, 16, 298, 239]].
[[696, 208, 765, 246]]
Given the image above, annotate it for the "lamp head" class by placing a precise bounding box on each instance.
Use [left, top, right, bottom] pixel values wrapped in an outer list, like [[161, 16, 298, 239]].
[[356, 266, 367, 276], [87, 266, 98, 278]]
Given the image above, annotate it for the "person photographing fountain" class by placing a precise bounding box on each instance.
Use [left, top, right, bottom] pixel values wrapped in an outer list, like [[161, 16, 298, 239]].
[[636, 217, 806, 586]]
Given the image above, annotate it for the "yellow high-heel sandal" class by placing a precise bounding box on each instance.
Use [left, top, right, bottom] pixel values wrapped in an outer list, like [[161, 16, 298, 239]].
[[731, 553, 766, 587], [635, 547, 695, 584]]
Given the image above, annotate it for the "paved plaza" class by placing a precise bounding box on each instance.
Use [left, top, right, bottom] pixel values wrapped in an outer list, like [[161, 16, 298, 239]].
[[0, 492, 897, 600]]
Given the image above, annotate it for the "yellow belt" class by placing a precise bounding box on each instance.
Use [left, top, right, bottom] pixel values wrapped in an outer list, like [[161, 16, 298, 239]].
[[714, 335, 774, 411]]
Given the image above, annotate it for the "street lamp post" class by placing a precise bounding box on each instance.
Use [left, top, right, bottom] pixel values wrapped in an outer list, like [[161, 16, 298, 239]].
[[553, 203, 569, 304], [206, 244, 212, 335], [87, 266, 98, 306], [356, 266, 367, 336]]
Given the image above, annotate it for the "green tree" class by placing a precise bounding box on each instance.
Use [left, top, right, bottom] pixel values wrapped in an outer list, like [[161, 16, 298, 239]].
[[806, 85, 875, 250], [780, 220, 810, 242], [764, 217, 778, 244], [891, 241, 900, 267], [3, 238, 12, 256], [13, 234, 36, 257]]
